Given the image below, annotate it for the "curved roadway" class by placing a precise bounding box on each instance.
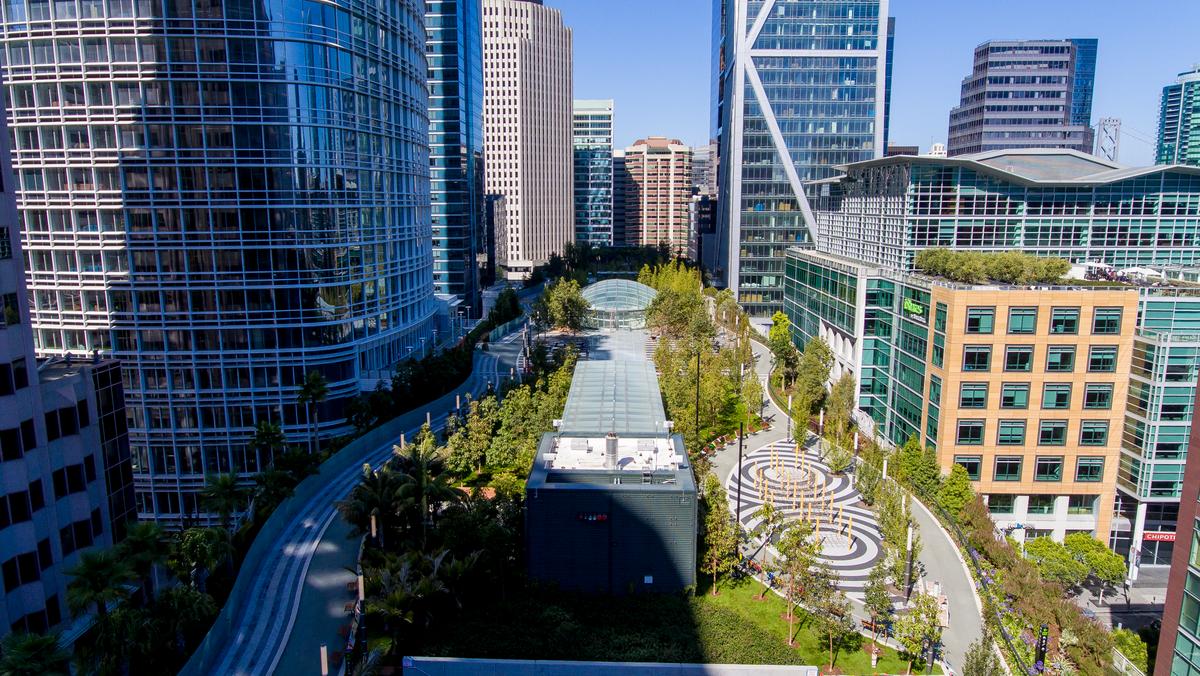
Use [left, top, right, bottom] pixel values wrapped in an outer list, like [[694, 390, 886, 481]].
[[209, 345, 516, 675]]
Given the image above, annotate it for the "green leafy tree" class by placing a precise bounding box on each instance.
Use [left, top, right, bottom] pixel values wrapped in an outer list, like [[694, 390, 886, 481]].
[[170, 527, 233, 592], [199, 472, 250, 531], [777, 520, 820, 646], [962, 634, 1004, 676], [750, 502, 784, 599], [532, 278, 590, 331], [1064, 532, 1127, 592], [699, 474, 738, 596], [1024, 536, 1088, 589], [0, 632, 69, 676], [863, 563, 893, 643], [896, 435, 941, 498], [1111, 627, 1149, 674], [937, 463, 975, 515], [824, 372, 856, 440], [795, 337, 833, 408], [894, 591, 943, 674], [812, 575, 857, 671], [296, 370, 329, 455], [446, 395, 499, 474], [66, 550, 134, 620]]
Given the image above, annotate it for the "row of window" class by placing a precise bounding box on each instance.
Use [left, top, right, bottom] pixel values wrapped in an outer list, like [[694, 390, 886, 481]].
[[45, 400, 89, 442], [52, 456, 96, 501], [954, 454, 1104, 482], [10, 593, 60, 636], [962, 344, 1117, 373], [959, 382, 1113, 410], [60, 509, 104, 557], [965, 306, 1122, 336], [0, 357, 29, 395], [956, 419, 1110, 447], [1, 538, 53, 594], [0, 419, 36, 462], [985, 494, 1097, 515], [0, 480, 45, 529]]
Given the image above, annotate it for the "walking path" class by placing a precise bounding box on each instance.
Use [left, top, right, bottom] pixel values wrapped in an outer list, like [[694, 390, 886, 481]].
[[193, 349, 511, 676]]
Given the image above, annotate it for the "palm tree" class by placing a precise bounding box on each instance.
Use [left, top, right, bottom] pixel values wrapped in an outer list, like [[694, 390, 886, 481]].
[[250, 419, 287, 467], [337, 465, 406, 546], [118, 521, 170, 600], [66, 550, 134, 621], [393, 429, 460, 547], [200, 472, 249, 531], [253, 468, 297, 519], [154, 586, 218, 656], [297, 370, 329, 455], [172, 527, 233, 592], [369, 552, 447, 633], [0, 632, 69, 676]]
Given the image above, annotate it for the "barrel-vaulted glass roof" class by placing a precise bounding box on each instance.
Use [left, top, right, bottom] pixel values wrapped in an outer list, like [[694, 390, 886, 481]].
[[580, 279, 657, 311], [558, 360, 667, 436]]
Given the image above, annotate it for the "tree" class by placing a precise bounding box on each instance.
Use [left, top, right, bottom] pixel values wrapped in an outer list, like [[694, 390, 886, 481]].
[[1064, 532, 1127, 593], [750, 502, 784, 599], [200, 472, 250, 531], [812, 575, 856, 671], [795, 337, 833, 408], [863, 563, 893, 643], [700, 474, 739, 596], [1024, 536, 1088, 589], [894, 591, 942, 674], [170, 527, 233, 592], [297, 370, 329, 455], [250, 420, 287, 464], [962, 634, 1003, 676], [532, 278, 590, 331], [937, 463, 975, 516], [66, 550, 134, 620], [0, 632, 69, 676], [394, 426, 461, 548], [446, 395, 499, 474], [776, 520, 820, 646], [897, 435, 941, 498], [118, 520, 170, 600], [824, 372, 856, 441], [155, 586, 218, 657]]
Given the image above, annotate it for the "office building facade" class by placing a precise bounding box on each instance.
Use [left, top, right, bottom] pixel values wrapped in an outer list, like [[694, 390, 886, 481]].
[[428, 0, 486, 313], [482, 0, 573, 279], [612, 150, 628, 246], [783, 248, 1135, 541], [572, 99, 614, 246], [1157, 66, 1200, 167], [0, 103, 133, 636], [1, 0, 436, 524], [947, 39, 1097, 156], [810, 150, 1200, 271], [713, 0, 893, 316], [1156, 386, 1200, 675], [624, 137, 692, 256]]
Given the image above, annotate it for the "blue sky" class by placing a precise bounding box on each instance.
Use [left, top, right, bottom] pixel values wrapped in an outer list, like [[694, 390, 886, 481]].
[[553, 0, 1200, 165]]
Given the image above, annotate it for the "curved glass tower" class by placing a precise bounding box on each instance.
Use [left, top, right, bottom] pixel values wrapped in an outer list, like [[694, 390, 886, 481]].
[[0, 0, 435, 523]]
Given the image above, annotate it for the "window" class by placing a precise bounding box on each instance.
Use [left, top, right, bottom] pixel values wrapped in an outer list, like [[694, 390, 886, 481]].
[[1001, 383, 1030, 409], [1046, 346, 1075, 372], [998, 420, 1026, 445], [929, 376, 942, 405], [954, 455, 982, 480], [1075, 457, 1104, 482], [958, 383, 988, 408], [1084, 383, 1113, 409], [0, 228, 10, 260], [1034, 456, 1064, 481], [994, 457, 1022, 481], [1068, 495, 1096, 515], [987, 494, 1015, 514], [1079, 421, 1109, 446], [1028, 495, 1056, 514], [1038, 421, 1068, 446], [1007, 307, 1037, 334], [1004, 346, 1034, 372], [966, 307, 995, 334], [1041, 384, 1072, 409], [963, 346, 991, 371], [1092, 307, 1122, 335], [956, 420, 985, 445], [935, 304, 947, 332], [1088, 346, 1117, 372], [1050, 307, 1080, 334]]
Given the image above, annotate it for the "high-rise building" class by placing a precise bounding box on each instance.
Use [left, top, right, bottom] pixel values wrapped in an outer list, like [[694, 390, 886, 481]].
[[810, 150, 1200, 270], [947, 39, 1098, 156], [612, 150, 629, 246], [1156, 66, 1200, 167], [691, 143, 717, 197], [482, 0, 573, 279], [428, 0, 486, 314], [573, 99, 614, 246], [1156, 388, 1200, 674], [624, 138, 693, 256], [1, 0, 436, 524], [0, 96, 134, 637], [713, 0, 894, 316]]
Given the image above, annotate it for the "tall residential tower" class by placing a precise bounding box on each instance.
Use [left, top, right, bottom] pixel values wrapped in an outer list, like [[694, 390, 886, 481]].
[[0, 0, 436, 524], [1157, 66, 1200, 167], [947, 39, 1098, 156], [427, 0, 486, 313], [573, 99, 615, 246], [624, 137, 693, 256], [713, 0, 894, 315], [482, 0, 573, 279]]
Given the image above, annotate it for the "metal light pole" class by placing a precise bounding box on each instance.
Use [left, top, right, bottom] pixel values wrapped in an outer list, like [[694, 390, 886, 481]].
[[787, 394, 793, 440], [905, 523, 915, 602], [319, 642, 329, 676], [694, 349, 701, 447], [735, 421, 744, 526]]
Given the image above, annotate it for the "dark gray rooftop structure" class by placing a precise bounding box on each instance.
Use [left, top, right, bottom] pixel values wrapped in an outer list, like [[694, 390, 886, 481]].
[[526, 354, 697, 594]]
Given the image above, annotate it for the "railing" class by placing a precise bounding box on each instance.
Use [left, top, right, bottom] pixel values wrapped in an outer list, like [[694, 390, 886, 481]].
[[1112, 648, 1148, 676], [488, 314, 526, 342]]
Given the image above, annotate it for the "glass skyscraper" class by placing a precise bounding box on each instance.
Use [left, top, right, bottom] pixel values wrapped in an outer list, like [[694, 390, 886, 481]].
[[428, 0, 485, 311], [713, 0, 893, 316], [0, 0, 436, 524], [573, 99, 614, 246], [1157, 66, 1200, 167]]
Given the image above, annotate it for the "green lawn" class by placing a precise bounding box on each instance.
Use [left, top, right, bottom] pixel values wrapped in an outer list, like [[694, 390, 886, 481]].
[[412, 577, 934, 673]]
